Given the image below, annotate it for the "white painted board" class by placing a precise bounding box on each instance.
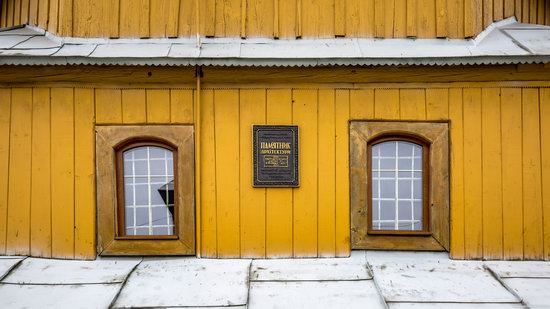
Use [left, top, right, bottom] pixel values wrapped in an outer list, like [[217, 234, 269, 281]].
[[113, 258, 251, 308], [372, 260, 520, 303], [3, 257, 141, 284], [389, 303, 524, 308], [504, 278, 550, 307], [0, 283, 120, 309], [0, 36, 32, 49], [248, 280, 386, 309], [251, 251, 370, 281], [486, 261, 550, 278]]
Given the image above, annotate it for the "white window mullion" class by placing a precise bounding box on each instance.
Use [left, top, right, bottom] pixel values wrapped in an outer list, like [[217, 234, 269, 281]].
[[394, 142, 399, 230]]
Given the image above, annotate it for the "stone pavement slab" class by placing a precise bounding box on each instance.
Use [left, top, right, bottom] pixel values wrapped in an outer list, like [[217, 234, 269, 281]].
[[251, 250, 370, 281], [112, 258, 251, 308], [3, 257, 141, 284], [367, 251, 520, 304], [248, 280, 386, 309], [0, 283, 121, 309], [389, 303, 525, 308]]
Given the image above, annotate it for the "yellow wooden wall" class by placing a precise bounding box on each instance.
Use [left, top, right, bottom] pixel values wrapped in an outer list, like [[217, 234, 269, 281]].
[[1, 0, 549, 38], [0, 85, 549, 260]]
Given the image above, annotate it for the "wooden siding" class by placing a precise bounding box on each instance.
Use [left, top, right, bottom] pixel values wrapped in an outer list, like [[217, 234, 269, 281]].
[[1, 0, 549, 38], [0, 84, 549, 260]]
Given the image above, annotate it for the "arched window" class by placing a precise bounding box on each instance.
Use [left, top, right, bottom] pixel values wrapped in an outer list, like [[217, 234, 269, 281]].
[[367, 134, 430, 235], [116, 140, 177, 237]]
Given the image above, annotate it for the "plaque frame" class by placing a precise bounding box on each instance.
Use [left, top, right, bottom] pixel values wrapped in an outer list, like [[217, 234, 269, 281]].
[[253, 125, 299, 187]]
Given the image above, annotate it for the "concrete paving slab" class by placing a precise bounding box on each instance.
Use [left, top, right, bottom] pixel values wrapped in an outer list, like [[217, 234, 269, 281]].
[[113, 258, 251, 308], [504, 278, 550, 307], [0, 258, 23, 280], [3, 257, 141, 284], [248, 280, 386, 309], [366, 250, 449, 263], [485, 261, 550, 278], [251, 251, 370, 281], [389, 303, 525, 308], [0, 283, 121, 309], [371, 260, 520, 303]]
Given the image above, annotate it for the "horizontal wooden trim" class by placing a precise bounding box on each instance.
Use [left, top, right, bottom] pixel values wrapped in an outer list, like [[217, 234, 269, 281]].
[[354, 235, 446, 251], [1, 64, 550, 86]]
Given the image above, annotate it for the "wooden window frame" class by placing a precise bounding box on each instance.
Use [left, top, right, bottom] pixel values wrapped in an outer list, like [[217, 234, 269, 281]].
[[367, 134, 431, 236], [96, 125, 195, 256], [350, 121, 449, 251], [115, 139, 179, 240]]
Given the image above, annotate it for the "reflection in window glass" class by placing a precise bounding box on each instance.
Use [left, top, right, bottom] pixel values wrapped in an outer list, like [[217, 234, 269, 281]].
[[123, 146, 175, 236], [372, 141, 423, 231]]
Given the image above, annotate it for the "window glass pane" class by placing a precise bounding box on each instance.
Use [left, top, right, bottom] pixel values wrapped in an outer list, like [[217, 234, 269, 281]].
[[371, 140, 424, 232], [123, 146, 175, 236]]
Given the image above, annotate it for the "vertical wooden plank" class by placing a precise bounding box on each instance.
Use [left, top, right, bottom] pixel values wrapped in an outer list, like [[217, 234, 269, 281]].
[[58, 0, 72, 36], [247, 0, 274, 37], [0, 89, 11, 255], [200, 0, 216, 36], [504, 0, 515, 17], [426, 88, 449, 120], [239, 89, 266, 257], [73, 0, 89, 36], [522, 88, 543, 260], [394, 0, 407, 37], [436, 0, 448, 37], [48, 0, 59, 33], [494, 0, 504, 20], [273, 0, 279, 37], [345, 0, 359, 36], [13, 0, 21, 25], [417, 0, 436, 38], [465, 0, 482, 37], [292, 89, 318, 257], [515, 0, 522, 22], [30, 88, 51, 258], [105, 0, 120, 37], [457, 0, 465, 38], [150, 0, 179, 37], [1, 0, 7, 28], [120, 0, 146, 38], [540, 88, 550, 260], [179, 0, 196, 37], [265, 89, 293, 257], [6, 0, 13, 27], [537, 0, 546, 25], [501, 88, 524, 260], [170, 89, 194, 123], [215, 0, 241, 37], [200, 89, 217, 257], [374, 89, 399, 119], [529, 0, 537, 23], [462, 88, 483, 259], [334, 0, 345, 36], [278, 0, 296, 38], [359, 0, 375, 37], [546, 0, 550, 25], [522, 0, 529, 23], [318, 89, 336, 257], [301, 0, 334, 38], [74, 88, 95, 259], [349, 89, 374, 119], [481, 88, 503, 260], [29, 0, 39, 24], [21, 0, 30, 24], [214, 89, 240, 257], [51, 88, 74, 259], [6, 88, 32, 255], [407, 0, 417, 36], [121, 89, 147, 124], [335, 89, 350, 257], [399, 89, 426, 120], [449, 88, 465, 259], [483, 0, 493, 28], [95, 89, 122, 124], [318, 0, 335, 38], [167, 0, 180, 37], [374, 0, 385, 37], [146, 89, 171, 124], [384, 0, 395, 37]]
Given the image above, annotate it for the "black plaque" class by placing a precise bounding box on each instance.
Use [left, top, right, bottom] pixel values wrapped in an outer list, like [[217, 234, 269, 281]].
[[253, 125, 299, 187]]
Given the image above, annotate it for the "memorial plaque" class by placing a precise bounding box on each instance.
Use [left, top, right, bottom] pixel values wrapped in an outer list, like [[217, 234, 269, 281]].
[[253, 125, 299, 187]]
